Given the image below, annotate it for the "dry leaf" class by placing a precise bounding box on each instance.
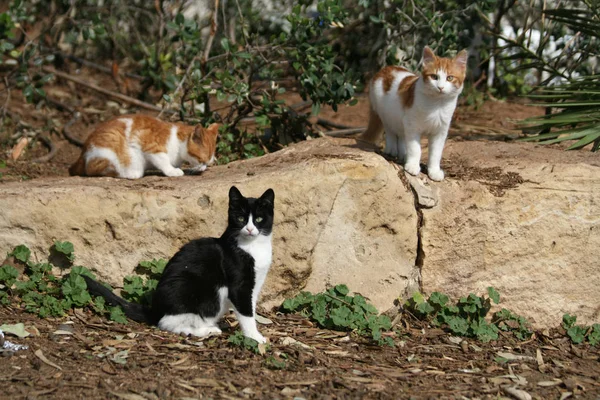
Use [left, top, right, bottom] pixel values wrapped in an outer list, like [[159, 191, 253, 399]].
[[536, 348, 545, 367], [323, 350, 350, 357], [537, 379, 562, 387], [280, 336, 311, 349], [503, 386, 532, 400], [52, 330, 74, 336], [448, 336, 463, 345], [34, 349, 62, 371], [105, 389, 146, 400], [255, 314, 273, 325], [102, 339, 135, 348], [497, 352, 536, 362], [175, 381, 197, 393], [11, 137, 29, 161], [170, 355, 190, 366], [0, 323, 30, 338], [257, 343, 268, 355], [191, 378, 220, 387], [280, 387, 301, 396]]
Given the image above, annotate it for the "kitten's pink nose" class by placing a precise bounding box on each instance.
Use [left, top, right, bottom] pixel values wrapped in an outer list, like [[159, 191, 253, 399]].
[[437, 86, 444, 92], [247, 226, 254, 233]]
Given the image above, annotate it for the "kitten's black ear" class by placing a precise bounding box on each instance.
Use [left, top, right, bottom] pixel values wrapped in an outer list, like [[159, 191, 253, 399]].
[[229, 186, 243, 202], [260, 188, 275, 206], [422, 46, 436, 65]]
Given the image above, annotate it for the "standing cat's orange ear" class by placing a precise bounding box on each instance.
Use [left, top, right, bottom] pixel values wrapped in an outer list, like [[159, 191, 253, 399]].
[[206, 123, 220, 136], [422, 46, 436, 65], [454, 49, 468, 71]]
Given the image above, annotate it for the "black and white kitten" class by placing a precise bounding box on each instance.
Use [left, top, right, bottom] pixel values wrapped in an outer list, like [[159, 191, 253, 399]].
[[82, 186, 275, 343]]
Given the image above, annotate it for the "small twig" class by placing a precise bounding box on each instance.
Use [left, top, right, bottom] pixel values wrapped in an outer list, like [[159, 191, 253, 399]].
[[31, 134, 57, 163], [43, 96, 85, 147], [320, 127, 366, 137], [43, 67, 176, 114], [289, 100, 313, 112], [45, 96, 75, 114], [157, 55, 201, 119], [317, 118, 354, 130], [63, 53, 144, 80], [202, 0, 220, 66], [62, 112, 84, 147], [2, 76, 10, 118]]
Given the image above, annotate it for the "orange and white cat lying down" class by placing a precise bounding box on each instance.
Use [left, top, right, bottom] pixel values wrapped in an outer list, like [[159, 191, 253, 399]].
[[69, 114, 219, 179], [361, 46, 467, 181]]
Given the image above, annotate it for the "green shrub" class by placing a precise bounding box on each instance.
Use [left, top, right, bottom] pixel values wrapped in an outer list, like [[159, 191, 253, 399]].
[[282, 284, 393, 346], [405, 287, 533, 342]]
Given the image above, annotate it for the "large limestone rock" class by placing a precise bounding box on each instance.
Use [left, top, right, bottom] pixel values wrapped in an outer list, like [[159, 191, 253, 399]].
[[1, 137, 598, 328], [420, 141, 600, 328], [0, 138, 418, 312]]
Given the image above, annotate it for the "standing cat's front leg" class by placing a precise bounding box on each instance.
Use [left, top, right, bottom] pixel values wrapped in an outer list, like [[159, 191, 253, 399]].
[[147, 153, 184, 177], [427, 127, 449, 181], [403, 126, 422, 176], [229, 291, 266, 343], [384, 131, 399, 158]]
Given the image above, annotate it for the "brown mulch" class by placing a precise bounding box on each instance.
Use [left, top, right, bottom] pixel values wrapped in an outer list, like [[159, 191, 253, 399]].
[[1, 305, 599, 400]]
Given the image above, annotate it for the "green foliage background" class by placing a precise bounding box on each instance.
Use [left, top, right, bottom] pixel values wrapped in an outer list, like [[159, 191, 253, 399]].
[[2, 0, 598, 161]]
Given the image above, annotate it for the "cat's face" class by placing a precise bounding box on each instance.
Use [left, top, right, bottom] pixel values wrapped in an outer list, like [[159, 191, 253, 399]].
[[190, 123, 220, 164], [421, 47, 467, 98], [228, 186, 275, 239]]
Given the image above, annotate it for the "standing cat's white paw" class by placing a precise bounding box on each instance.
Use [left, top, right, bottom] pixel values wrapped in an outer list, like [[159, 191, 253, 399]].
[[428, 169, 445, 181], [165, 168, 185, 177], [246, 332, 267, 344], [404, 163, 421, 176]]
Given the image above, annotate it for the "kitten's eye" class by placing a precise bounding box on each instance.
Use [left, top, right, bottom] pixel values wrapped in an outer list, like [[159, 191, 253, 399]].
[[430, 74, 439, 80], [237, 216, 245, 222], [255, 217, 263, 223], [447, 75, 454, 82]]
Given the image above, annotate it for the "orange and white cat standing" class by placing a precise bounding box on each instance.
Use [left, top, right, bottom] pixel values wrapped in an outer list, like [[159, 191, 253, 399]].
[[69, 115, 219, 179], [361, 46, 467, 181]]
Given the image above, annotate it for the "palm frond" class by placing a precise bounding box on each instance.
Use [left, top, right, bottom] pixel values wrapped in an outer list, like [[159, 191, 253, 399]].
[[519, 2, 600, 151]]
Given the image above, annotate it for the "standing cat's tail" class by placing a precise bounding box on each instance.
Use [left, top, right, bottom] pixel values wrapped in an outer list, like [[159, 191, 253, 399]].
[[358, 106, 384, 144], [80, 274, 153, 324], [69, 155, 86, 176]]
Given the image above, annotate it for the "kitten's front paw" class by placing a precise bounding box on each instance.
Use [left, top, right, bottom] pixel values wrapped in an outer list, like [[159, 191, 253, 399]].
[[191, 164, 207, 173], [165, 168, 185, 177], [404, 163, 421, 176], [428, 169, 445, 181]]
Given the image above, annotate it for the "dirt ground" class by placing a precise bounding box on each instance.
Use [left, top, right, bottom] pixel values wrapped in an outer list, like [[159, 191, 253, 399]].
[[2, 304, 599, 400], [2, 64, 600, 399]]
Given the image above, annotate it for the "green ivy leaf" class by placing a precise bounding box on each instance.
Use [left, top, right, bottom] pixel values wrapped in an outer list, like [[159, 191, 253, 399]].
[[53, 241, 75, 261], [567, 326, 586, 344], [563, 313, 577, 329], [588, 324, 600, 346], [10, 244, 31, 263], [0, 265, 19, 286], [109, 306, 128, 324], [487, 287, 500, 304], [61, 273, 91, 307]]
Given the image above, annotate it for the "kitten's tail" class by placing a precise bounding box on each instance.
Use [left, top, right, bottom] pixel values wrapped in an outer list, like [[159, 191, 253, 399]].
[[69, 155, 86, 176], [358, 106, 384, 144], [81, 274, 153, 324]]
